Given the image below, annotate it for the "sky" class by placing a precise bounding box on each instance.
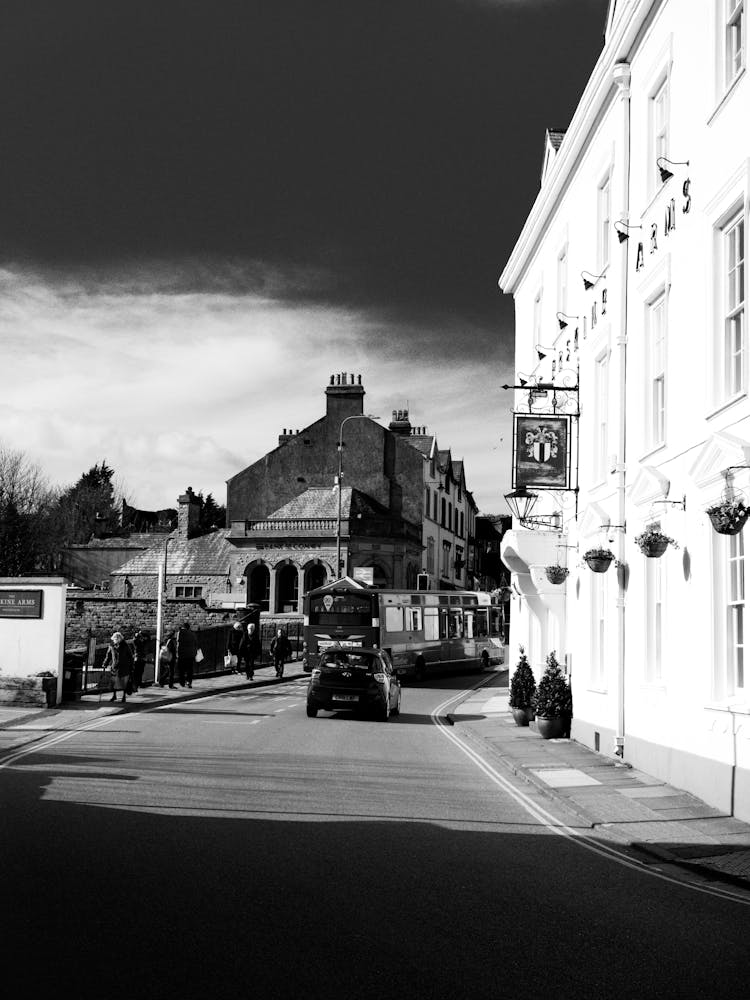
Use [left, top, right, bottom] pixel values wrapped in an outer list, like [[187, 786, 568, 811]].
[[0, 0, 606, 515]]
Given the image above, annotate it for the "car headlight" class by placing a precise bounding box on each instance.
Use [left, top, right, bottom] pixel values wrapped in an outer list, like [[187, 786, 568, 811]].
[[372, 672, 386, 683], [311, 668, 321, 679]]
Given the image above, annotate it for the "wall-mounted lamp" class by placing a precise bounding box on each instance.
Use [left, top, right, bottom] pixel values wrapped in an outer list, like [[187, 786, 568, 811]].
[[504, 485, 539, 524], [614, 220, 642, 243], [556, 312, 577, 330], [581, 270, 606, 290], [657, 156, 689, 183]]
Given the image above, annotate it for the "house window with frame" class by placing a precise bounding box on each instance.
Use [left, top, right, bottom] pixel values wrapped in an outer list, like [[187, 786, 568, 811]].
[[175, 585, 203, 599], [650, 77, 669, 195], [725, 0, 745, 90], [597, 174, 611, 272], [594, 352, 609, 481], [433, 493, 438, 521], [426, 537, 435, 574], [727, 531, 746, 694], [533, 288, 543, 349], [557, 246, 568, 315], [645, 556, 663, 682], [722, 211, 746, 399], [425, 487, 431, 517], [441, 541, 451, 579], [591, 573, 607, 688], [647, 291, 667, 448]]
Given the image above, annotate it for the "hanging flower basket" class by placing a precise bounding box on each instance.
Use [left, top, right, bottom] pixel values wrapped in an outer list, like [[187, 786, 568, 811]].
[[583, 548, 615, 573], [545, 565, 569, 585], [634, 526, 678, 558], [706, 497, 750, 536]]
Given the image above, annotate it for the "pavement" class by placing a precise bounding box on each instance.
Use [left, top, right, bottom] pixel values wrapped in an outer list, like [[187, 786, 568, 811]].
[[2, 663, 750, 891]]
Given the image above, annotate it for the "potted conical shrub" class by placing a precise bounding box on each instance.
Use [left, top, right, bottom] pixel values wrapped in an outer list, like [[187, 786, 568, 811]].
[[508, 646, 536, 727], [583, 547, 616, 573], [634, 525, 678, 558], [533, 651, 572, 740]]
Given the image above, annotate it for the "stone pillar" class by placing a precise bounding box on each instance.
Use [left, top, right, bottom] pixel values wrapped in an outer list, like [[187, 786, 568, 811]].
[[297, 566, 305, 613], [268, 566, 278, 613]]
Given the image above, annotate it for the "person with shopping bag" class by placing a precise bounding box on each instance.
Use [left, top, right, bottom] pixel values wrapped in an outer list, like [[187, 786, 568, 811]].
[[159, 630, 177, 687], [102, 632, 134, 704], [175, 620, 199, 688], [225, 621, 243, 673]]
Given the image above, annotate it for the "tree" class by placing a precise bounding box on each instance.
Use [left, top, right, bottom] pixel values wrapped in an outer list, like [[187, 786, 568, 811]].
[[52, 461, 120, 546], [0, 444, 58, 574], [197, 492, 226, 532]]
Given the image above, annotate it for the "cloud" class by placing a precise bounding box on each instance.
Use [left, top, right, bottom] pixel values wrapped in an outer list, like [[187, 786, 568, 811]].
[[1, 261, 513, 512]]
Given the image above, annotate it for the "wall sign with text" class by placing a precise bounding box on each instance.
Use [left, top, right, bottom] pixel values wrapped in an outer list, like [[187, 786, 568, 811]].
[[0, 589, 44, 619]]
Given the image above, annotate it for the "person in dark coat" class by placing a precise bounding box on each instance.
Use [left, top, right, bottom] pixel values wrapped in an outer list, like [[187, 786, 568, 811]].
[[240, 622, 261, 680], [175, 621, 198, 688], [102, 632, 134, 704], [269, 628, 292, 678], [132, 630, 150, 692], [159, 629, 177, 688], [226, 621, 244, 673]]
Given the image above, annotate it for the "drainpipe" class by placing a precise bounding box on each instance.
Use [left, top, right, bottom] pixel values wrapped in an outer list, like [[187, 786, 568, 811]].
[[613, 61, 631, 758]]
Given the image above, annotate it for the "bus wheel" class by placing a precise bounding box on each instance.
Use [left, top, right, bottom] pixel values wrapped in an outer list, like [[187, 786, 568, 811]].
[[414, 657, 426, 682]]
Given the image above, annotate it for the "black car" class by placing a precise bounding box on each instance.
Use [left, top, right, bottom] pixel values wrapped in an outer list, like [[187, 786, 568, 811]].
[[306, 647, 401, 720]]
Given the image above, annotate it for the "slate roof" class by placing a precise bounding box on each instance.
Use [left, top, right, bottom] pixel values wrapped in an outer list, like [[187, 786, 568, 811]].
[[69, 533, 167, 550], [268, 487, 392, 521], [112, 530, 233, 576], [406, 434, 435, 457]]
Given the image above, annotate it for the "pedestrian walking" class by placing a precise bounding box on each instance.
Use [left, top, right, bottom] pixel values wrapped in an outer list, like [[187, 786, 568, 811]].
[[132, 629, 150, 692], [159, 629, 177, 687], [240, 622, 261, 680], [102, 631, 134, 704], [270, 627, 292, 678], [176, 620, 198, 688], [226, 621, 243, 673]]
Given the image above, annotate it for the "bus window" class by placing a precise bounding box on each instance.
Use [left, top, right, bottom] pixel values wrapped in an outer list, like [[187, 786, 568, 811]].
[[406, 607, 423, 632], [465, 611, 474, 639], [449, 609, 464, 638], [424, 607, 439, 640], [439, 608, 449, 639], [490, 608, 502, 637], [385, 606, 404, 633], [475, 609, 489, 637], [309, 593, 373, 626]]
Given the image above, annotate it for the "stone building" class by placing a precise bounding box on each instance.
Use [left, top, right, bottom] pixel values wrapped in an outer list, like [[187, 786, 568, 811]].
[[114, 374, 483, 611]]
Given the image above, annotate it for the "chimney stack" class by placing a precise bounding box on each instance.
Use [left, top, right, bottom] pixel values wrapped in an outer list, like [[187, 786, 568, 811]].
[[325, 372, 365, 426], [177, 487, 201, 539]]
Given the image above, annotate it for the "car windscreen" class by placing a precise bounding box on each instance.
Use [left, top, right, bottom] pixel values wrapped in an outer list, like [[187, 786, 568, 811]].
[[321, 653, 379, 672]]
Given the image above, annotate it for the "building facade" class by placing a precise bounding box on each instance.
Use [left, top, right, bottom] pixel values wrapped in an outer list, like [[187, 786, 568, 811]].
[[113, 374, 478, 611], [499, 1, 750, 820]]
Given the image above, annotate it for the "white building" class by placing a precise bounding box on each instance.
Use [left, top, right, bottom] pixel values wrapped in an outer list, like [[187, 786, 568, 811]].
[[499, 0, 750, 820]]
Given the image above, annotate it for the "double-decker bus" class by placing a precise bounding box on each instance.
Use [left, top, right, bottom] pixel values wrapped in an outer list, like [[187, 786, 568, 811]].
[[302, 578, 505, 680]]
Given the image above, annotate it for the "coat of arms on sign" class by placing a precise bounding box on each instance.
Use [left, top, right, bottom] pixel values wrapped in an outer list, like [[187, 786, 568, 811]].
[[513, 414, 570, 489]]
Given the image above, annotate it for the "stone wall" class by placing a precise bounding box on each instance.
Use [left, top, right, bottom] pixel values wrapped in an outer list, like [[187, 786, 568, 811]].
[[65, 594, 238, 647]]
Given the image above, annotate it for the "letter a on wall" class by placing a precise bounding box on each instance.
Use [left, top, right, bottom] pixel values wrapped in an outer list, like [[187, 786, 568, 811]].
[[513, 414, 571, 489]]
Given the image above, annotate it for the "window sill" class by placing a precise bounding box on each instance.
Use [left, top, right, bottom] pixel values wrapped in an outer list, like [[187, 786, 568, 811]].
[[638, 442, 667, 464], [707, 67, 746, 127], [705, 391, 748, 421]]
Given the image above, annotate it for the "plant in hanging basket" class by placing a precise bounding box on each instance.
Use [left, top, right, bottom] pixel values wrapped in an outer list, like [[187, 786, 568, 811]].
[[633, 525, 679, 557], [582, 547, 616, 573], [706, 496, 750, 536], [544, 564, 569, 585], [508, 646, 536, 726]]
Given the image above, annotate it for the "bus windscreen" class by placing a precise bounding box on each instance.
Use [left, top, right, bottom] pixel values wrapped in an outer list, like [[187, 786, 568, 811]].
[[309, 593, 373, 626]]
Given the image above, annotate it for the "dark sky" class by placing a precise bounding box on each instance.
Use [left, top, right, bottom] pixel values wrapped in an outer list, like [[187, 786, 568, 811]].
[[0, 0, 607, 334]]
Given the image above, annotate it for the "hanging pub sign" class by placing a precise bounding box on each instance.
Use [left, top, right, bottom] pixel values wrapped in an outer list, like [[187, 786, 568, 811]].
[[513, 414, 571, 489]]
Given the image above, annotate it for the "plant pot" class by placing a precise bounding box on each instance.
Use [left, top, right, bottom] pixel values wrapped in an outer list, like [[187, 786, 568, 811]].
[[585, 555, 613, 573], [511, 707, 531, 727], [545, 566, 569, 585], [639, 537, 669, 558], [536, 716, 566, 740], [707, 508, 750, 536]]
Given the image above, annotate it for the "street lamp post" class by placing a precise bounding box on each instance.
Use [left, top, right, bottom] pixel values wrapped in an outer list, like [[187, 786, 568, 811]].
[[335, 413, 379, 579]]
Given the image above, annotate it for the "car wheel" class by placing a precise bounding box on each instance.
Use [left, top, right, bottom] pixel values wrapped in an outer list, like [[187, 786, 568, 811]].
[[379, 696, 390, 722], [306, 704, 318, 718], [414, 657, 426, 682]]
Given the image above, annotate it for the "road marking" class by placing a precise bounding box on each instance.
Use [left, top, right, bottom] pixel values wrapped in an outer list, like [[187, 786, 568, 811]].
[[431, 681, 750, 907]]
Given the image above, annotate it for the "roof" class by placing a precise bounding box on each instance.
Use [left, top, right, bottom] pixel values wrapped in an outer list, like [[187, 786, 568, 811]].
[[406, 434, 435, 457], [113, 530, 233, 576], [267, 487, 392, 521]]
